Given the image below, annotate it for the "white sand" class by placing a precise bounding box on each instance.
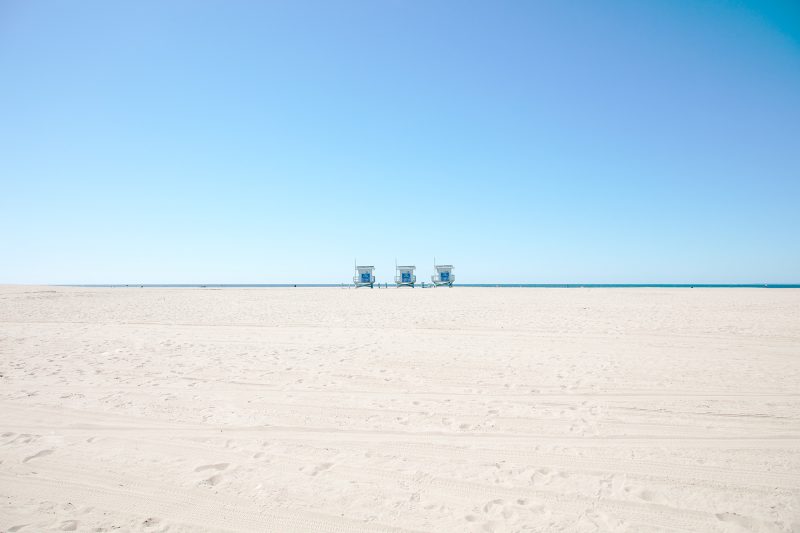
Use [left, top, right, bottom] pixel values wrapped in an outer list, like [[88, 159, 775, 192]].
[[0, 286, 798, 532]]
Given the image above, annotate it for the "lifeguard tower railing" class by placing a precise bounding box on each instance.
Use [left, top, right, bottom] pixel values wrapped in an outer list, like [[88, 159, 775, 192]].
[[353, 266, 375, 288], [431, 265, 454, 287], [394, 266, 416, 287]]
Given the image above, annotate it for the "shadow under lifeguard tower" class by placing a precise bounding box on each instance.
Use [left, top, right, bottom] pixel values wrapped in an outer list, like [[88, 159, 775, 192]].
[[432, 264, 454, 287], [395, 265, 416, 288], [353, 265, 375, 288]]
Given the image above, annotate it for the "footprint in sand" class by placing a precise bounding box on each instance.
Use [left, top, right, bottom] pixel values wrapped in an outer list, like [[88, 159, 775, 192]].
[[530, 467, 554, 486], [483, 499, 505, 514], [202, 474, 225, 486], [716, 512, 758, 529], [23, 449, 54, 463], [194, 462, 229, 473], [309, 462, 333, 476], [11, 434, 35, 445], [195, 463, 230, 486], [638, 489, 657, 502], [59, 520, 78, 531], [477, 498, 525, 531]]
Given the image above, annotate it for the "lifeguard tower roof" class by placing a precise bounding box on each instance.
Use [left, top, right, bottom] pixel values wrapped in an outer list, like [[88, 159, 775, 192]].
[[435, 264, 453, 268], [356, 265, 374, 269], [397, 265, 415, 269]]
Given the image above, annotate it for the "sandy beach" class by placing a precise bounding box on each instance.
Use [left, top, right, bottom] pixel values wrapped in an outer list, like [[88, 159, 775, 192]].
[[0, 286, 798, 532]]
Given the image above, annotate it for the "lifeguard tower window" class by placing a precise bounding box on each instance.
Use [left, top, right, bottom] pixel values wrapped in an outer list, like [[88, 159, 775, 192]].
[[402, 272, 411, 283], [361, 272, 371, 283], [440, 272, 450, 282]]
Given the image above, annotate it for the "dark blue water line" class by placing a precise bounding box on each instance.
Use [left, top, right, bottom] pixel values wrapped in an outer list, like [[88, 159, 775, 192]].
[[67, 283, 800, 288]]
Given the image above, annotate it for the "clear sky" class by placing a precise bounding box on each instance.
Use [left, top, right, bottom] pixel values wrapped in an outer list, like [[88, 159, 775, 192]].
[[1, 1, 798, 284]]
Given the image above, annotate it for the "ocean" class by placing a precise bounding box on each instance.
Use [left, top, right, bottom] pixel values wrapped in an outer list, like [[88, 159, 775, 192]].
[[73, 284, 800, 288]]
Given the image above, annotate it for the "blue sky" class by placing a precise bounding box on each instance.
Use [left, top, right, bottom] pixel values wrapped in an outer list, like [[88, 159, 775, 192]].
[[1, 0, 798, 284]]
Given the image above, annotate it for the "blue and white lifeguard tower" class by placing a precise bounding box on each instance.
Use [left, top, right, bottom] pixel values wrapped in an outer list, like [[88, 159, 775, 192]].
[[432, 263, 454, 287], [394, 264, 416, 288], [353, 264, 375, 288]]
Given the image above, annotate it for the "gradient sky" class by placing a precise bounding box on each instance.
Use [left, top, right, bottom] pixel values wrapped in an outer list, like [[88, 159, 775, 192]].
[[1, 0, 799, 284]]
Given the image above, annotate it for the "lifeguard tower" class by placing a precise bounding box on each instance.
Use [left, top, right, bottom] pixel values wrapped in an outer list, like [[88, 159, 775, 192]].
[[353, 264, 375, 288], [432, 263, 454, 287], [394, 264, 416, 288]]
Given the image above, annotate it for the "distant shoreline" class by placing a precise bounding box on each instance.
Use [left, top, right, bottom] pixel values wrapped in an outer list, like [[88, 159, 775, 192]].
[[62, 283, 800, 289]]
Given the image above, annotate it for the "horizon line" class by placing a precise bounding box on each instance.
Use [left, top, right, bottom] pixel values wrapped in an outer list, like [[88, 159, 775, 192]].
[[41, 283, 800, 288]]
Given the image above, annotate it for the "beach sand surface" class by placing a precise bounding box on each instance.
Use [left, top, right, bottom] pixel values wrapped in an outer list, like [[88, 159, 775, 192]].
[[0, 286, 798, 532]]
